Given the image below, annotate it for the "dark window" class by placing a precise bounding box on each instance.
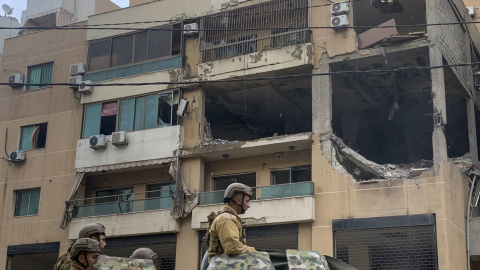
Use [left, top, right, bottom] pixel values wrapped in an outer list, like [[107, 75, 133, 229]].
[[88, 40, 111, 71], [88, 24, 182, 71], [145, 183, 175, 210], [95, 187, 134, 214], [20, 123, 47, 150], [14, 188, 40, 217], [271, 165, 311, 185], [26, 62, 53, 90], [111, 35, 133, 67], [213, 172, 256, 191], [7, 242, 59, 270]]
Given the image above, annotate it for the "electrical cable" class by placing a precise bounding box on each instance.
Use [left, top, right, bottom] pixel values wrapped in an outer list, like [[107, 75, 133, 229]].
[[10, 61, 480, 88], [7, 20, 480, 31]]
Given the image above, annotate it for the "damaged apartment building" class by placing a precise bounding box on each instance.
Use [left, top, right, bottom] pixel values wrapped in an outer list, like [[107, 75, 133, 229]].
[[3, 0, 480, 270]]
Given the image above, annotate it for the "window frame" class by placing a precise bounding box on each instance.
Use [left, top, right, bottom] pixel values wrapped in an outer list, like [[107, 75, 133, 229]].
[[25, 62, 54, 91], [212, 172, 257, 191], [19, 123, 48, 151], [82, 90, 179, 138], [87, 24, 184, 72], [13, 188, 41, 217], [270, 165, 311, 185]]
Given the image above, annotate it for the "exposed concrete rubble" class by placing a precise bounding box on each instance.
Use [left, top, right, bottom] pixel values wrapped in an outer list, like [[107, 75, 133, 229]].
[[323, 134, 434, 181], [324, 134, 477, 181]]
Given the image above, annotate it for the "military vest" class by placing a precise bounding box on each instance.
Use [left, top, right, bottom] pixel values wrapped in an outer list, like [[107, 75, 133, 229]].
[[203, 207, 247, 255]]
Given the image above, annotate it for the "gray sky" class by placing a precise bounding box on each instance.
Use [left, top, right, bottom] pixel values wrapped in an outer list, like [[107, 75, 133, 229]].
[[2, 0, 129, 23]]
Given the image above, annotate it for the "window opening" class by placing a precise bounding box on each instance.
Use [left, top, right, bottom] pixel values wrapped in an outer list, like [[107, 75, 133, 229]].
[[83, 101, 117, 138], [271, 165, 311, 185], [88, 24, 182, 71], [20, 123, 48, 150], [95, 187, 134, 214], [26, 62, 53, 90], [14, 188, 40, 217], [146, 183, 175, 210]]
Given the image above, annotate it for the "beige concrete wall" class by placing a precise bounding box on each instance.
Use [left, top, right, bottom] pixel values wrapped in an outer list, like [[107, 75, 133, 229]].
[[311, 0, 357, 67], [0, 26, 87, 264], [129, 0, 151, 7], [95, 0, 121, 15], [310, 134, 469, 269], [204, 150, 311, 191], [181, 88, 204, 149]]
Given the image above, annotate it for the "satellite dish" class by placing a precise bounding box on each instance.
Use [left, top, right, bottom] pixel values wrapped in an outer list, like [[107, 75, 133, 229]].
[[2, 4, 13, 16]]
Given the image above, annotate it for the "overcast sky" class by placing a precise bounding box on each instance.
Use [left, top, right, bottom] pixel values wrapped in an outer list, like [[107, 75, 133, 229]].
[[2, 0, 129, 23]]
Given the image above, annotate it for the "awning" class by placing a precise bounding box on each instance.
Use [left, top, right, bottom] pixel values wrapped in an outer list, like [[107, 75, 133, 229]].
[[76, 157, 175, 173], [59, 172, 85, 229]]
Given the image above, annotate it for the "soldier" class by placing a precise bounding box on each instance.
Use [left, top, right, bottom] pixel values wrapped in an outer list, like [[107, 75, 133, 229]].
[[69, 238, 101, 270], [207, 183, 257, 261], [131, 248, 158, 268], [54, 223, 107, 270]]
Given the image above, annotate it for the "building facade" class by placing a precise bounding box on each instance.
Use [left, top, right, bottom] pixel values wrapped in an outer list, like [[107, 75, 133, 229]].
[[2, 0, 480, 270]]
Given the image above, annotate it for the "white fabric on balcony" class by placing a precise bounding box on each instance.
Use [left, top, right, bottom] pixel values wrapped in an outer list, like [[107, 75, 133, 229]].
[[170, 158, 199, 219]]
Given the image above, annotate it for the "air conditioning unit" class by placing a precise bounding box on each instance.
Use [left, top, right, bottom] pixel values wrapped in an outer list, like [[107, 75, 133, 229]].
[[467, 6, 475, 17], [78, 80, 93, 94], [177, 99, 189, 116], [331, 15, 349, 28], [89, 134, 107, 149], [184, 23, 199, 35], [331, 2, 349, 15], [9, 150, 26, 163], [111, 131, 128, 146], [9, 74, 24, 87], [68, 75, 83, 89], [474, 71, 480, 89], [70, 63, 86, 76]]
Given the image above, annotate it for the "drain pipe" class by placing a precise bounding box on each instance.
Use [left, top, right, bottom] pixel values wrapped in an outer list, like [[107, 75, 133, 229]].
[[467, 172, 479, 270]]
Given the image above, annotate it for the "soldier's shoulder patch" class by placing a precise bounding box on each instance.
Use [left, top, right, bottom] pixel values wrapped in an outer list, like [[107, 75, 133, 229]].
[[286, 249, 330, 270], [207, 252, 274, 270], [87, 255, 155, 270]]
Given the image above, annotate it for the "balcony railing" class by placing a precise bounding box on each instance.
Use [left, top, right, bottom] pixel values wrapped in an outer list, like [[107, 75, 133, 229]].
[[72, 191, 173, 218], [199, 0, 310, 62], [198, 181, 314, 205]]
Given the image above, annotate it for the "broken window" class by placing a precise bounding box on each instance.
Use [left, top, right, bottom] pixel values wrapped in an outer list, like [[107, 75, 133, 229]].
[[20, 123, 48, 150], [271, 165, 311, 185], [82, 101, 118, 138], [332, 47, 433, 166], [82, 91, 179, 138], [88, 24, 183, 71], [199, 0, 310, 62], [353, 0, 426, 49], [205, 75, 312, 141]]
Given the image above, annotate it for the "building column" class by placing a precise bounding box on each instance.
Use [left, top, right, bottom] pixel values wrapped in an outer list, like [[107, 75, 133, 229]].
[[429, 45, 448, 171], [467, 98, 479, 165], [312, 60, 332, 135]]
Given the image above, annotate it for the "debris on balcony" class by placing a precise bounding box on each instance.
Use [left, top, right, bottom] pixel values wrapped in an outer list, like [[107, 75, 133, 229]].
[[324, 134, 434, 181]]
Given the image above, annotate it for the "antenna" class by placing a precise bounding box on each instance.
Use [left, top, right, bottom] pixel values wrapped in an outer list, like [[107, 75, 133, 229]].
[[2, 4, 13, 16]]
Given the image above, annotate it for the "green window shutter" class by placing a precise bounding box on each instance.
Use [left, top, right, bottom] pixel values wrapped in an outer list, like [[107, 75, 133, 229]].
[[144, 95, 159, 129], [119, 98, 135, 131], [83, 104, 102, 138], [20, 125, 36, 150]]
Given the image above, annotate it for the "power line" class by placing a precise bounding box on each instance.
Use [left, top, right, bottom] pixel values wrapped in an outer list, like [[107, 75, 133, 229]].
[[7, 61, 480, 88]]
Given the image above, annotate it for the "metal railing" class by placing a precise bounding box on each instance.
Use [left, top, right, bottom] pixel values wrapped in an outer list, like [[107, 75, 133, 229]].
[[198, 181, 314, 205], [199, 0, 310, 62], [72, 191, 173, 218]]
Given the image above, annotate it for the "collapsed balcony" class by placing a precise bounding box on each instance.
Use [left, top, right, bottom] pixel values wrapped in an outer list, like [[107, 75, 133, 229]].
[[204, 69, 312, 142]]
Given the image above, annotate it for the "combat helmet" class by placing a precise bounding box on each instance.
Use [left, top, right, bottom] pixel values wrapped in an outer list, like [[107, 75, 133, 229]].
[[78, 223, 105, 238], [223, 183, 253, 203], [70, 238, 101, 261], [131, 248, 158, 267]]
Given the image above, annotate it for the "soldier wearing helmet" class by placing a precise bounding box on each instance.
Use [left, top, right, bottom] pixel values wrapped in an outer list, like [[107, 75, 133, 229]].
[[207, 183, 257, 261], [53, 223, 106, 270], [69, 238, 101, 270], [131, 248, 158, 268]]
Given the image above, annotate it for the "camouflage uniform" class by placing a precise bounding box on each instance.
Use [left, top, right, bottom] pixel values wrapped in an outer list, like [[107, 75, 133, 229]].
[[88, 255, 156, 270], [207, 251, 274, 270], [286, 249, 330, 270], [208, 205, 256, 260], [54, 246, 73, 270]]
